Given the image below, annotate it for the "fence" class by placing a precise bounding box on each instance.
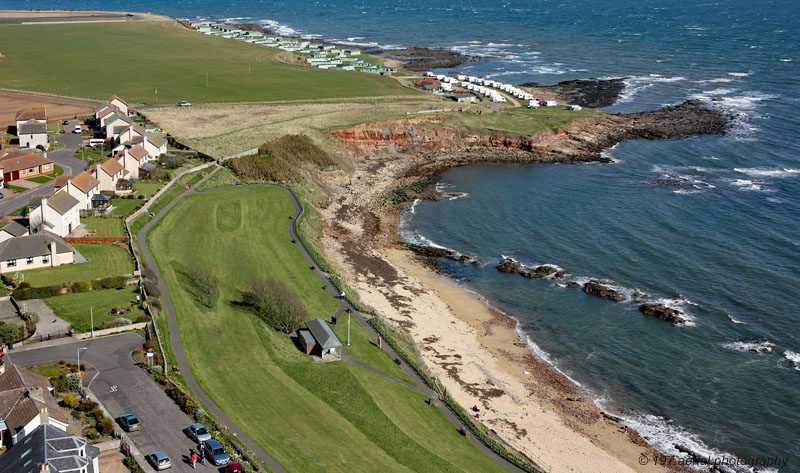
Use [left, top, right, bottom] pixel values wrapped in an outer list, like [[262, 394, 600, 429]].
[[20, 329, 72, 346], [64, 237, 128, 244], [75, 322, 148, 340]]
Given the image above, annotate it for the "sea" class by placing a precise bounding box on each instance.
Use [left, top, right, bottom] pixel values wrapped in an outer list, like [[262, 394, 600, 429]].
[[15, 0, 799, 470]]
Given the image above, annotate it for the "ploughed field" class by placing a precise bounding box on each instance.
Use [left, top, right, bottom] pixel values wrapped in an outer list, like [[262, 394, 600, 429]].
[[0, 20, 410, 103], [146, 186, 506, 473]]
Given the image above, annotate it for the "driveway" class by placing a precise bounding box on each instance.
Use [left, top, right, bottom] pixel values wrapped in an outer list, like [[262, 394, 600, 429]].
[[50, 119, 89, 176], [6, 333, 201, 473]]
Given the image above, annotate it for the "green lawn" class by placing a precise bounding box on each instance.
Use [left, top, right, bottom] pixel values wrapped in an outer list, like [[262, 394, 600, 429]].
[[44, 286, 145, 333], [5, 185, 27, 193], [26, 175, 54, 184], [110, 199, 144, 216], [22, 243, 134, 287], [147, 187, 505, 473], [81, 217, 126, 237], [0, 21, 412, 104], [448, 106, 601, 136], [132, 180, 164, 197], [28, 363, 71, 378], [75, 146, 110, 164]]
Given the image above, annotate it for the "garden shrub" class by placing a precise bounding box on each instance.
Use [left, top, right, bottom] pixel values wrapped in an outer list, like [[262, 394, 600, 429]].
[[84, 428, 99, 440], [71, 281, 91, 293], [112, 317, 132, 327], [135, 314, 150, 323], [61, 395, 79, 409], [65, 373, 83, 392], [143, 280, 160, 297], [98, 418, 114, 435], [0, 323, 19, 343], [91, 276, 128, 290]]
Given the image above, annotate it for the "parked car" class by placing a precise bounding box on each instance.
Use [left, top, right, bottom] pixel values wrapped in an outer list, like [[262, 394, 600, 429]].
[[62, 119, 69, 125], [224, 463, 246, 473], [203, 439, 230, 466], [178, 101, 192, 107], [187, 422, 211, 443], [73, 125, 81, 133], [147, 451, 172, 470], [117, 414, 141, 432]]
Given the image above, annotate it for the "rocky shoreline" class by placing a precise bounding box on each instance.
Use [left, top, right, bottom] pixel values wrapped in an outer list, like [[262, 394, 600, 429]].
[[521, 78, 628, 108]]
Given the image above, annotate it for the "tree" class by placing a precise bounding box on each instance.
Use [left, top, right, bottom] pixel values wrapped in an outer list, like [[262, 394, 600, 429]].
[[187, 264, 218, 308], [0, 322, 19, 343], [242, 278, 310, 333]]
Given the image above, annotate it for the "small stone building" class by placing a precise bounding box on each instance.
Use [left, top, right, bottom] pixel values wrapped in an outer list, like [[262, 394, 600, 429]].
[[299, 319, 343, 359]]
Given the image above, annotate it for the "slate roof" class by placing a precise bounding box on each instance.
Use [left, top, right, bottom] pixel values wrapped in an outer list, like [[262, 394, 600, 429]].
[[298, 329, 316, 347], [0, 231, 73, 261], [100, 157, 123, 176], [18, 122, 47, 135], [47, 190, 79, 215], [305, 319, 343, 350], [0, 221, 29, 238], [71, 171, 101, 194], [0, 424, 99, 473], [0, 150, 53, 174], [140, 162, 157, 171], [0, 366, 72, 441]]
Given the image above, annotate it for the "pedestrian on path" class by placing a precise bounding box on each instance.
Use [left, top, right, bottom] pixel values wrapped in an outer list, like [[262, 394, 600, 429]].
[[191, 451, 198, 468], [199, 442, 206, 465]]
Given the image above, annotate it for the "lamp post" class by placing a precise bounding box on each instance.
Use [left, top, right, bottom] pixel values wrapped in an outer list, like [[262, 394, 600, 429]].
[[347, 309, 351, 346], [90, 306, 94, 339], [77, 347, 88, 396]]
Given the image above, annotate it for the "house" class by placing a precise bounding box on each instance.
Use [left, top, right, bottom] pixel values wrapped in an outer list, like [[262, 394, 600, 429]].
[[94, 103, 119, 122], [0, 424, 100, 472], [298, 319, 343, 359], [0, 150, 54, 182], [17, 121, 49, 150], [0, 221, 29, 244], [106, 94, 129, 116], [115, 125, 146, 147], [139, 162, 158, 180], [101, 113, 132, 139], [91, 158, 125, 192], [0, 365, 73, 447], [415, 78, 442, 93], [29, 190, 81, 237], [65, 171, 101, 210], [0, 231, 75, 274], [15, 106, 46, 131], [143, 133, 167, 159], [118, 145, 147, 179]]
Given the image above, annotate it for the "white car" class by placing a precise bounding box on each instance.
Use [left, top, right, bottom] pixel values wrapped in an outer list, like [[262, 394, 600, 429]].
[[178, 101, 192, 107], [73, 125, 81, 133]]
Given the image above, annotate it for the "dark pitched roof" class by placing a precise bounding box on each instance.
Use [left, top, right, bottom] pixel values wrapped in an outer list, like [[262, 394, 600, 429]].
[[18, 122, 47, 135], [140, 162, 157, 171], [305, 319, 342, 350], [146, 132, 167, 148], [0, 231, 73, 261], [47, 190, 80, 215], [0, 424, 98, 473], [0, 366, 72, 440], [0, 221, 29, 238]]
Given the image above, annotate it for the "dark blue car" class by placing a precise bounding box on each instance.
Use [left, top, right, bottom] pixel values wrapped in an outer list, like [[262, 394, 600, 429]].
[[203, 439, 229, 466]]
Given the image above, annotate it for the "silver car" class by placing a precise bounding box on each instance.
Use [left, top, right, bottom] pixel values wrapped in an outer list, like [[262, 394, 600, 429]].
[[187, 422, 211, 443], [147, 451, 172, 470]]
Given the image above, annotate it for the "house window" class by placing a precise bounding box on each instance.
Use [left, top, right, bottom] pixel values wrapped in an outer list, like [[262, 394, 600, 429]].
[[21, 169, 26, 176], [27, 257, 34, 264], [29, 167, 35, 173], [44, 164, 51, 170], [43, 255, 49, 264], [6, 260, 16, 267]]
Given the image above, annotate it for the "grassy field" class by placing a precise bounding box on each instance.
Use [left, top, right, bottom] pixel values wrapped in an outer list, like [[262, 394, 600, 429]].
[[147, 186, 505, 473], [142, 99, 439, 157], [132, 180, 164, 197], [0, 21, 412, 104], [22, 243, 133, 287], [44, 286, 145, 333], [446, 106, 602, 136], [110, 199, 144, 216], [81, 217, 125, 237]]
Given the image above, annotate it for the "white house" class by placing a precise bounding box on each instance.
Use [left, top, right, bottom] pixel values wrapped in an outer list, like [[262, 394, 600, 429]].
[[106, 94, 129, 116], [118, 144, 148, 179], [29, 190, 81, 237], [0, 221, 29, 244], [91, 157, 125, 192], [144, 133, 168, 159], [102, 113, 133, 139], [65, 170, 101, 210]]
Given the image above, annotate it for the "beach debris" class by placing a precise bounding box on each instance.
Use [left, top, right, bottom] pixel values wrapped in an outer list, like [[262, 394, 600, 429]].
[[584, 280, 625, 301], [639, 303, 687, 325]]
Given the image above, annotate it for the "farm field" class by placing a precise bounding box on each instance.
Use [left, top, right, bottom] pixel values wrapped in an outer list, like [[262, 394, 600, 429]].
[[0, 90, 94, 126], [21, 243, 133, 287], [0, 21, 413, 104], [146, 186, 506, 473]]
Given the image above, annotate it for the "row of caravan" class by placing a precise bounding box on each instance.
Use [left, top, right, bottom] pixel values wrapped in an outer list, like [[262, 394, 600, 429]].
[[424, 71, 539, 104]]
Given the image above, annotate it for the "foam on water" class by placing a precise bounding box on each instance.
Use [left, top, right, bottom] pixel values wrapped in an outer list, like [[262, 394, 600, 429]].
[[783, 351, 800, 371], [722, 339, 775, 354], [726, 314, 747, 325]]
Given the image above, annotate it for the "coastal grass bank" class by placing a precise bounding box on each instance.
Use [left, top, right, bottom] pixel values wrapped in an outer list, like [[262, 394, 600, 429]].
[[0, 19, 411, 104]]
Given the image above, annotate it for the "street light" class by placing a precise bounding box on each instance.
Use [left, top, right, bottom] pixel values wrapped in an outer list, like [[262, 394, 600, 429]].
[[77, 347, 88, 377]]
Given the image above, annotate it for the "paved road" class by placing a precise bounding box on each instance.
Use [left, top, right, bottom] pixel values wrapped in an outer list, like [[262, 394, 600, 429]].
[[6, 333, 202, 473], [0, 120, 87, 216], [136, 169, 525, 473]]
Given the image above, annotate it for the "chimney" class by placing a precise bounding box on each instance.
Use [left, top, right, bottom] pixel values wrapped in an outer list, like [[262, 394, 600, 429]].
[[49, 240, 56, 266], [28, 386, 44, 403]]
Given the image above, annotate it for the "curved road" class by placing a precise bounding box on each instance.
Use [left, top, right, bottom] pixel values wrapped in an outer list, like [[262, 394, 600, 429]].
[[137, 166, 526, 473]]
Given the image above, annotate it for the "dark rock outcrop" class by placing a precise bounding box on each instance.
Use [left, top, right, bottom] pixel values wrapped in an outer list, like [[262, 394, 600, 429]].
[[376, 47, 470, 71], [520, 78, 627, 108], [639, 303, 687, 325], [565, 281, 581, 288], [584, 280, 625, 301], [497, 258, 523, 274]]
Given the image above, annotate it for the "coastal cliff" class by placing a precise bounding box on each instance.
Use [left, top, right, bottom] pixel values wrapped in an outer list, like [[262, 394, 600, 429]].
[[316, 101, 728, 473]]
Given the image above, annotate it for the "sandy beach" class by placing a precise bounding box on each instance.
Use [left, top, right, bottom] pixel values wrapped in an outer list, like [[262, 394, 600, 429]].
[[320, 139, 691, 472]]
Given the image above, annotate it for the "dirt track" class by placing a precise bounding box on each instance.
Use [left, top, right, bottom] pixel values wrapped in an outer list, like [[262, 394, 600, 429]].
[[0, 90, 95, 126]]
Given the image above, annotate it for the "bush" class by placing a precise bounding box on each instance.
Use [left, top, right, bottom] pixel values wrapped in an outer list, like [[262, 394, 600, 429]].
[[84, 428, 100, 440], [135, 314, 151, 323], [14, 284, 63, 300], [149, 298, 162, 310], [242, 278, 310, 333], [92, 409, 105, 420], [65, 373, 83, 392], [150, 365, 163, 375], [61, 394, 79, 409], [71, 281, 91, 293], [143, 280, 160, 297], [112, 317, 132, 327], [51, 376, 70, 393], [0, 322, 19, 343], [98, 417, 114, 435], [91, 276, 128, 290], [76, 398, 99, 413], [22, 311, 40, 322]]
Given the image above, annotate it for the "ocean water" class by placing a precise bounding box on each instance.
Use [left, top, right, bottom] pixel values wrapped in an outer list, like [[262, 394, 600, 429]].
[[14, 0, 799, 469]]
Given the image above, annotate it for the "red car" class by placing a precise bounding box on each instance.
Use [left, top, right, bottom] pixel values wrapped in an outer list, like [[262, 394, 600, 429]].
[[224, 463, 245, 473]]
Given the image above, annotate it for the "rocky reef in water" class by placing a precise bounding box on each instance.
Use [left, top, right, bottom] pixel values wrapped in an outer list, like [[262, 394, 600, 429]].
[[372, 47, 473, 71], [520, 78, 628, 108]]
